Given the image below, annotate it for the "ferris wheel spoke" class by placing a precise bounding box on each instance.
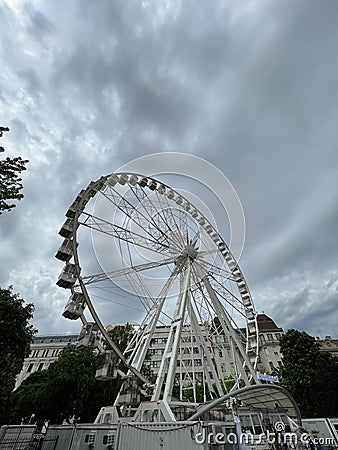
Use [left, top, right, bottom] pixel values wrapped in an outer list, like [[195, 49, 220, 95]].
[[191, 263, 246, 339], [79, 211, 174, 254], [128, 184, 188, 252], [207, 274, 247, 315], [197, 248, 219, 257], [128, 185, 183, 247], [134, 183, 191, 250], [154, 191, 190, 250], [80, 255, 176, 285], [190, 267, 222, 324], [124, 270, 156, 311], [197, 257, 236, 281], [102, 186, 183, 255]]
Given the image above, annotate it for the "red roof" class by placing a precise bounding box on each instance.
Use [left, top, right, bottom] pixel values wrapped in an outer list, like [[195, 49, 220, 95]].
[[256, 314, 283, 332]]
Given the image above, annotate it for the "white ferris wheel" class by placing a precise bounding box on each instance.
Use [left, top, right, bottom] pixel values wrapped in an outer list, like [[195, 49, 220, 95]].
[[55, 172, 260, 419]]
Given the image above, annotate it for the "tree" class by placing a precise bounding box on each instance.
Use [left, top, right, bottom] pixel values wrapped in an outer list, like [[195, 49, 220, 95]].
[[0, 126, 28, 214], [10, 324, 138, 424], [10, 370, 50, 424], [10, 345, 104, 424], [279, 329, 332, 417], [108, 323, 134, 352], [311, 354, 338, 417], [46, 345, 103, 423], [0, 286, 36, 424]]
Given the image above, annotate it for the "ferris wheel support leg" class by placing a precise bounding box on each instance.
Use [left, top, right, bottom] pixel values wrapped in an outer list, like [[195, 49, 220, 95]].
[[113, 266, 181, 409], [78, 275, 149, 387], [197, 267, 259, 385], [187, 301, 223, 398], [127, 266, 180, 373], [152, 261, 192, 402]]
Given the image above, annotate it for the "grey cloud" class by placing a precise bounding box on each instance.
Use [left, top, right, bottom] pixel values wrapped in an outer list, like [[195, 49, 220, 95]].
[[0, 0, 338, 338]]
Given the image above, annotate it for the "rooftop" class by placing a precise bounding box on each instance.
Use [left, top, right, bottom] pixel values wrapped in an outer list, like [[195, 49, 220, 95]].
[[32, 334, 79, 344], [256, 314, 283, 332]]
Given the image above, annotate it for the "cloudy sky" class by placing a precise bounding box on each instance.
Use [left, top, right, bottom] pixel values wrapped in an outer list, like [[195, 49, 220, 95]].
[[0, 0, 337, 339]]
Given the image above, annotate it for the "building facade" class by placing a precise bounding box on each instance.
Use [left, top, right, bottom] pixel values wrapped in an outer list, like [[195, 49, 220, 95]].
[[15, 334, 79, 389], [16, 314, 285, 391], [316, 335, 338, 357], [256, 314, 284, 372], [144, 313, 284, 392]]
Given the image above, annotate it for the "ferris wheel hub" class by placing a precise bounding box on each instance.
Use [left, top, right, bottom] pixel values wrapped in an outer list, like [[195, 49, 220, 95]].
[[174, 244, 198, 269], [183, 244, 198, 260]]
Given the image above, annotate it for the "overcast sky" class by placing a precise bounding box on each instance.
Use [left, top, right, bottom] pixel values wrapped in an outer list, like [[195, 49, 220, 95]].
[[0, 0, 337, 339]]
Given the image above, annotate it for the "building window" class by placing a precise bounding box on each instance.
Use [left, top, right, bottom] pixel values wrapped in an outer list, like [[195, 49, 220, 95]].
[[252, 414, 263, 434], [154, 349, 164, 356], [264, 347, 269, 355], [38, 363, 44, 371], [183, 360, 192, 367], [267, 333, 273, 341], [27, 363, 34, 373], [151, 361, 161, 368], [241, 415, 254, 434]]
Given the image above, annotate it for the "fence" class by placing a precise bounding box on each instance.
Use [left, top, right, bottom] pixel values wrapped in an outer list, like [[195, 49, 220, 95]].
[[0, 436, 58, 450]]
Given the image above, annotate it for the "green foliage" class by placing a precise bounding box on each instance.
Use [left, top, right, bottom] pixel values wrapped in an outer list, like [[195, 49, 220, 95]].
[[10, 324, 138, 424], [220, 375, 242, 392], [10, 345, 121, 424], [108, 323, 134, 352], [46, 346, 99, 423], [181, 382, 205, 403], [173, 381, 211, 403], [0, 127, 28, 214], [10, 370, 50, 424], [311, 354, 338, 417], [0, 286, 35, 424], [279, 329, 335, 417]]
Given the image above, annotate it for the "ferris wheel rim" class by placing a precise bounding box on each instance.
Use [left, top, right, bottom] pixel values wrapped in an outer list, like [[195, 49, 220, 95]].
[[56, 172, 260, 395]]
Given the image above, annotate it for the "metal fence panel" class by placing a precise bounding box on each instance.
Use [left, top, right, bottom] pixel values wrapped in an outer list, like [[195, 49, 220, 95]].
[[0, 437, 58, 450]]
